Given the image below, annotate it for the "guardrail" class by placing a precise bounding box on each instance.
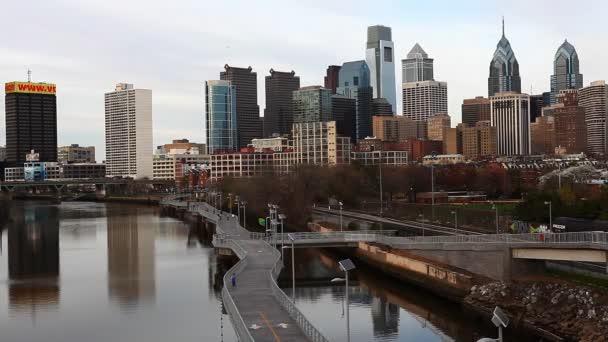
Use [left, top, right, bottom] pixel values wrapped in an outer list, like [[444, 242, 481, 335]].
[[382, 231, 608, 247], [219, 239, 254, 342], [267, 244, 330, 342], [250, 230, 397, 244]]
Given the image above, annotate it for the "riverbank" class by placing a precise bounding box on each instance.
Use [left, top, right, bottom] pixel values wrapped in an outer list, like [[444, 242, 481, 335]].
[[10, 193, 162, 205]]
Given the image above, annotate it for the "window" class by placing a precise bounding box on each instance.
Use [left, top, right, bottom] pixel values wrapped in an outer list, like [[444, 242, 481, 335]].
[[353, 77, 359, 86], [384, 47, 393, 62]]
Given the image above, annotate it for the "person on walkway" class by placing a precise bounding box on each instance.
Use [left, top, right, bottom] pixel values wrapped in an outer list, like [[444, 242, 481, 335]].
[[231, 273, 236, 288]]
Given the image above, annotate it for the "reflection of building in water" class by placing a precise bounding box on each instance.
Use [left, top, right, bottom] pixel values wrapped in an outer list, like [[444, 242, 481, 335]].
[[107, 209, 155, 307], [8, 204, 60, 312], [371, 297, 400, 336]]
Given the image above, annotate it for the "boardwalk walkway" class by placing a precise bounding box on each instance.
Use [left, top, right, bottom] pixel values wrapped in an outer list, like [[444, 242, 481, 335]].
[[190, 202, 327, 342]]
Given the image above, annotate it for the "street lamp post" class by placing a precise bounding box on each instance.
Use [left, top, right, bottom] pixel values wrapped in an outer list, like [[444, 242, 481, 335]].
[[242, 201, 247, 229], [492, 203, 499, 234], [378, 151, 383, 216], [451, 210, 457, 229], [288, 234, 296, 302], [338, 259, 356, 342], [339, 201, 343, 232], [228, 193, 233, 214], [544, 201, 552, 232]]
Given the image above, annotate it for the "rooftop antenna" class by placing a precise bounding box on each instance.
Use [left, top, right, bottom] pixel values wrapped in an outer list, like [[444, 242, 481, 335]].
[[27, 68, 32, 82], [502, 16, 505, 37]]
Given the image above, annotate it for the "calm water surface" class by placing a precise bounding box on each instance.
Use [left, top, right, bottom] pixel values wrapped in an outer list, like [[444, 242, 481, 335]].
[[1, 201, 538, 342]]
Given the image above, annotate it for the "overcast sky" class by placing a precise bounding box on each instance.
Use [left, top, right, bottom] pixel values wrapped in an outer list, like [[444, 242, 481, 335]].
[[2, 0, 608, 160]]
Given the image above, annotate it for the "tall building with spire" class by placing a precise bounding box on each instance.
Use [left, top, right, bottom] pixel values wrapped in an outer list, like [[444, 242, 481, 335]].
[[488, 19, 521, 97], [550, 40, 583, 104], [402, 43, 434, 83], [365, 25, 396, 114]]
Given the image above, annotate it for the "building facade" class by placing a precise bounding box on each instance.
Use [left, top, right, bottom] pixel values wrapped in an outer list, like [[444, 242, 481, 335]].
[[488, 21, 521, 97], [462, 121, 497, 159], [550, 92, 587, 154], [462, 97, 491, 127], [529, 94, 545, 123], [530, 115, 556, 155], [250, 137, 289, 152], [337, 60, 374, 141], [402, 81, 448, 121], [206, 80, 237, 154], [5, 81, 57, 166], [372, 98, 393, 117], [365, 25, 396, 113], [58, 144, 95, 164], [579, 80, 608, 156], [443, 126, 463, 155], [331, 95, 357, 142], [210, 151, 274, 180], [292, 121, 351, 166], [550, 40, 583, 105], [292, 86, 332, 124], [372, 116, 419, 142], [324, 65, 341, 94], [351, 151, 408, 166], [490, 92, 531, 156], [104, 83, 153, 179], [427, 113, 451, 141], [220, 65, 260, 148], [264, 69, 300, 137], [402, 43, 434, 83]]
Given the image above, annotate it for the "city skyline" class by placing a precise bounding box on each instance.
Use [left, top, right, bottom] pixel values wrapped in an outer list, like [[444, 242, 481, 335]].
[[2, 1, 608, 160]]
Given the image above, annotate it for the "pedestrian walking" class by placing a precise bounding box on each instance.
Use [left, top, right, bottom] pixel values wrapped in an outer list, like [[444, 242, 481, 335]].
[[231, 273, 236, 288]]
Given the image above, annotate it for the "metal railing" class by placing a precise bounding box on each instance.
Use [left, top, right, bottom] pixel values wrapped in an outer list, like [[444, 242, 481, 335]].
[[220, 239, 254, 342], [267, 244, 330, 342], [250, 230, 397, 244], [159, 193, 192, 204], [382, 231, 608, 248]]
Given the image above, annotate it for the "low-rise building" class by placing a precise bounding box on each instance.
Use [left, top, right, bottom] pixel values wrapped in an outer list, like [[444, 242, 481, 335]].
[[351, 151, 408, 166], [58, 144, 96, 163], [422, 154, 466, 165], [153, 154, 210, 181], [5, 162, 105, 182], [210, 149, 274, 180], [250, 136, 289, 152]]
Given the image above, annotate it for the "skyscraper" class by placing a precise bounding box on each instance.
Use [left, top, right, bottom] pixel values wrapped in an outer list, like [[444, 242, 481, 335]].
[[104, 83, 153, 179], [490, 92, 530, 156], [205, 80, 237, 154], [331, 94, 357, 141], [402, 81, 448, 121], [337, 60, 374, 140], [550, 40, 583, 104], [462, 97, 490, 127], [264, 69, 300, 137], [5, 81, 57, 166], [529, 94, 545, 123], [365, 25, 396, 113], [372, 98, 393, 117], [324, 65, 341, 94], [220, 65, 260, 148], [292, 86, 332, 124], [579, 80, 608, 156], [488, 20, 521, 97], [402, 43, 434, 83]]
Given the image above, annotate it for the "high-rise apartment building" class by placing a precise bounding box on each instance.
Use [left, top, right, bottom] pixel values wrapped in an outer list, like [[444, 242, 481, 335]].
[[550, 40, 583, 105], [220, 65, 260, 148], [337, 61, 374, 140], [292, 86, 332, 124], [462, 97, 491, 127], [579, 80, 608, 156], [206, 80, 237, 154], [462, 121, 497, 159], [530, 115, 555, 155], [58, 144, 96, 164], [331, 95, 357, 142], [443, 125, 463, 155], [490, 92, 530, 156], [5, 81, 57, 166], [104, 83, 153, 179], [324, 65, 341, 94], [372, 116, 419, 142], [402, 43, 434, 83], [427, 113, 451, 141], [264, 69, 300, 137], [402, 81, 448, 121], [488, 20, 521, 97], [366, 25, 396, 113]]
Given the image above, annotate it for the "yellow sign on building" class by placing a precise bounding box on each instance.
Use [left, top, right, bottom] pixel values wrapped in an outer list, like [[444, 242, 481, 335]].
[[5, 81, 56, 95]]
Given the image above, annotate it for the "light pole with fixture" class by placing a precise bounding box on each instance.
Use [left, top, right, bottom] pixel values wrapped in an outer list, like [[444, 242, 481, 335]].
[[451, 210, 457, 229], [241, 201, 247, 228], [544, 201, 552, 232], [278, 214, 287, 259], [338, 258, 356, 342], [339, 201, 343, 231]]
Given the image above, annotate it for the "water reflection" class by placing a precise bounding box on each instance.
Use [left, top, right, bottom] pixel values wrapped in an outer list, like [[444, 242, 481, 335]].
[[106, 207, 155, 309], [8, 204, 60, 316]]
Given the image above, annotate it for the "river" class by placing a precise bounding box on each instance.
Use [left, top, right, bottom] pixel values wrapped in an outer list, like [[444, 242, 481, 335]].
[[0, 201, 539, 342]]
